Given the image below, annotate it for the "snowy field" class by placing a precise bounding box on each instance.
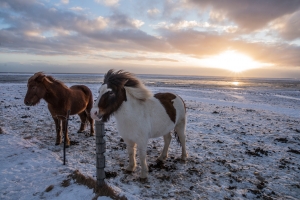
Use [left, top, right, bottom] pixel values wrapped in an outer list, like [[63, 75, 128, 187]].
[[1, 75, 300, 200]]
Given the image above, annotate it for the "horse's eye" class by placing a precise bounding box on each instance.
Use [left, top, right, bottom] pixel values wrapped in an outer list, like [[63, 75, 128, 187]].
[[108, 91, 115, 96]]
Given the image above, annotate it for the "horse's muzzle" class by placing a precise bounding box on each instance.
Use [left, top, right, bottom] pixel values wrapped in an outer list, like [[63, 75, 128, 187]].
[[91, 108, 103, 121], [92, 114, 103, 121], [97, 115, 103, 121], [91, 112, 103, 121], [24, 101, 33, 106]]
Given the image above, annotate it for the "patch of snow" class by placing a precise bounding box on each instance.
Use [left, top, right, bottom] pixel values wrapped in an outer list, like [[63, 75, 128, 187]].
[[1, 78, 299, 199]]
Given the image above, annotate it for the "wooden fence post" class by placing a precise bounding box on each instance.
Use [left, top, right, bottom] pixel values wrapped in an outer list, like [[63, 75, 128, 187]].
[[63, 110, 70, 165], [95, 120, 106, 186]]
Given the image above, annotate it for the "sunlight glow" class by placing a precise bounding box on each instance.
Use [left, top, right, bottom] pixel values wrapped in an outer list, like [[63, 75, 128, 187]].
[[232, 81, 239, 86], [199, 50, 270, 72]]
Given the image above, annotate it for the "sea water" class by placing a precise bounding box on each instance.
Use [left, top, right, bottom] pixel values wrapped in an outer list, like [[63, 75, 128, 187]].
[[0, 72, 299, 91]]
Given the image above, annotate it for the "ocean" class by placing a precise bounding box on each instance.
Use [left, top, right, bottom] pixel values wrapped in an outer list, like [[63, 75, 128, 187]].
[[0, 72, 299, 91]]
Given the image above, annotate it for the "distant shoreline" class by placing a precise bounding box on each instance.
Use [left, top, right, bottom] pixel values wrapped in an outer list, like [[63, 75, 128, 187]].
[[0, 72, 299, 81], [1, 73, 300, 91]]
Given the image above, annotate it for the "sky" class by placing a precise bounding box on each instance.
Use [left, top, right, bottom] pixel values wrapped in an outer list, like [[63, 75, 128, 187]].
[[0, 0, 300, 78]]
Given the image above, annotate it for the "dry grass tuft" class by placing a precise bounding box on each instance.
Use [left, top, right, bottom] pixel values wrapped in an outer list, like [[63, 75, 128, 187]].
[[61, 178, 71, 187], [45, 185, 54, 192], [71, 170, 127, 200]]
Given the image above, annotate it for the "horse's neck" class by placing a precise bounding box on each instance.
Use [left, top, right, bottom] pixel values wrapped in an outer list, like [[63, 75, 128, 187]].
[[43, 82, 69, 105], [115, 92, 148, 122]]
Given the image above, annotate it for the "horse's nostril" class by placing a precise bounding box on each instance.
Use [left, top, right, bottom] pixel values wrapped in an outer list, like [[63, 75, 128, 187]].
[[25, 101, 32, 106], [94, 111, 98, 115]]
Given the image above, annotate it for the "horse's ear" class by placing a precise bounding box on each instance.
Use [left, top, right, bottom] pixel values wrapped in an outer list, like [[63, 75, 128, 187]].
[[34, 73, 46, 83], [43, 76, 53, 84]]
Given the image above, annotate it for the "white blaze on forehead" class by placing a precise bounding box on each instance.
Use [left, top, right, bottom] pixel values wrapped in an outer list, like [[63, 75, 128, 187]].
[[99, 84, 112, 96], [94, 84, 112, 107]]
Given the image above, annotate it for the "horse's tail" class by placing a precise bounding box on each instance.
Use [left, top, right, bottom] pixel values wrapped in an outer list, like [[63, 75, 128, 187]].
[[78, 85, 91, 96], [173, 94, 186, 147], [177, 95, 186, 114], [79, 85, 93, 112], [87, 90, 93, 113], [173, 130, 181, 146]]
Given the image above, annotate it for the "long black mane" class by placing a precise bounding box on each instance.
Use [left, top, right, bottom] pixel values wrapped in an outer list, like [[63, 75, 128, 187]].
[[103, 69, 141, 88], [98, 69, 152, 122]]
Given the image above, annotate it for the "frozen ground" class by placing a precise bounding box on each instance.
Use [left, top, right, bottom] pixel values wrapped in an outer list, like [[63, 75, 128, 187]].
[[0, 79, 300, 200]]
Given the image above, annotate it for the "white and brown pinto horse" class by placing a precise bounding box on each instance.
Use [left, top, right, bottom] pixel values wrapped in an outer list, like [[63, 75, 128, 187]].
[[91, 69, 188, 179]]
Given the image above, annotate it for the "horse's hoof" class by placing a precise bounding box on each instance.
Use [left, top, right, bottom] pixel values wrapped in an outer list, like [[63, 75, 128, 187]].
[[139, 177, 148, 183], [66, 144, 70, 148], [77, 130, 84, 133], [90, 133, 95, 137], [55, 143, 60, 146], [157, 155, 168, 161]]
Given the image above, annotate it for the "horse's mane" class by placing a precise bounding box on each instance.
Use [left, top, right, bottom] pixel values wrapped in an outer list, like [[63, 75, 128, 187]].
[[28, 72, 43, 83], [29, 72, 69, 89], [46, 75, 69, 89], [104, 69, 152, 101]]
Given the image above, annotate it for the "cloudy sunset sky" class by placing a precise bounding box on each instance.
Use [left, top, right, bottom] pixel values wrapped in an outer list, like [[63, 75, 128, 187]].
[[1, 0, 300, 78]]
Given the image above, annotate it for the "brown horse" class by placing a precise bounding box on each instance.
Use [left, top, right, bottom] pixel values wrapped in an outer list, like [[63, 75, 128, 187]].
[[24, 72, 94, 147]]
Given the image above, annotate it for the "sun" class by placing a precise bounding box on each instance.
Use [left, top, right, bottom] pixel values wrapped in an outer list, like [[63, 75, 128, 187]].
[[199, 50, 267, 72]]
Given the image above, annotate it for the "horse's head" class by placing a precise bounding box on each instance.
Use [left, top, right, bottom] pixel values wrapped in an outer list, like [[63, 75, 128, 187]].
[[24, 72, 50, 106], [91, 69, 152, 122], [91, 70, 129, 122]]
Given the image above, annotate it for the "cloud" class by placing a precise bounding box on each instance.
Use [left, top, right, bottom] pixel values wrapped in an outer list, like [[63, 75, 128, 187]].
[[161, 30, 229, 56], [153, 20, 201, 30], [147, 8, 160, 17], [270, 10, 300, 40], [160, 29, 300, 67], [0, 0, 108, 35], [188, 0, 300, 32], [152, 20, 238, 33], [107, 13, 144, 29], [123, 56, 178, 62], [96, 55, 178, 62], [131, 19, 144, 28], [0, 0, 168, 55], [70, 7, 84, 12], [0, 0, 299, 70], [86, 29, 171, 53], [61, 0, 69, 4], [75, 16, 108, 33], [94, 0, 119, 7]]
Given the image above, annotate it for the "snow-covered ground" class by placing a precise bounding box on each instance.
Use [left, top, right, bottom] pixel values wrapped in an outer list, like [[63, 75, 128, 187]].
[[1, 79, 300, 199]]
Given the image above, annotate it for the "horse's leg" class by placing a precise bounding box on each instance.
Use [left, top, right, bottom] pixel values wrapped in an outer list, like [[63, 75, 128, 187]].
[[86, 111, 95, 136], [62, 119, 70, 147], [53, 117, 62, 145], [157, 132, 172, 161], [137, 144, 149, 179], [86, 96, 95, 136], [175, 120, 188, 161], [124, 139, 137, 172], [77, 112, 87, 133]]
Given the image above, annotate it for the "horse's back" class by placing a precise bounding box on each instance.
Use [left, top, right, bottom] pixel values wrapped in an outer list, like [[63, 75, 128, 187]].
[[148, 92, 186, 138], [153, 92, 186, 123], [70, 85, 93, 111], [70, 85, 92, 96]]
